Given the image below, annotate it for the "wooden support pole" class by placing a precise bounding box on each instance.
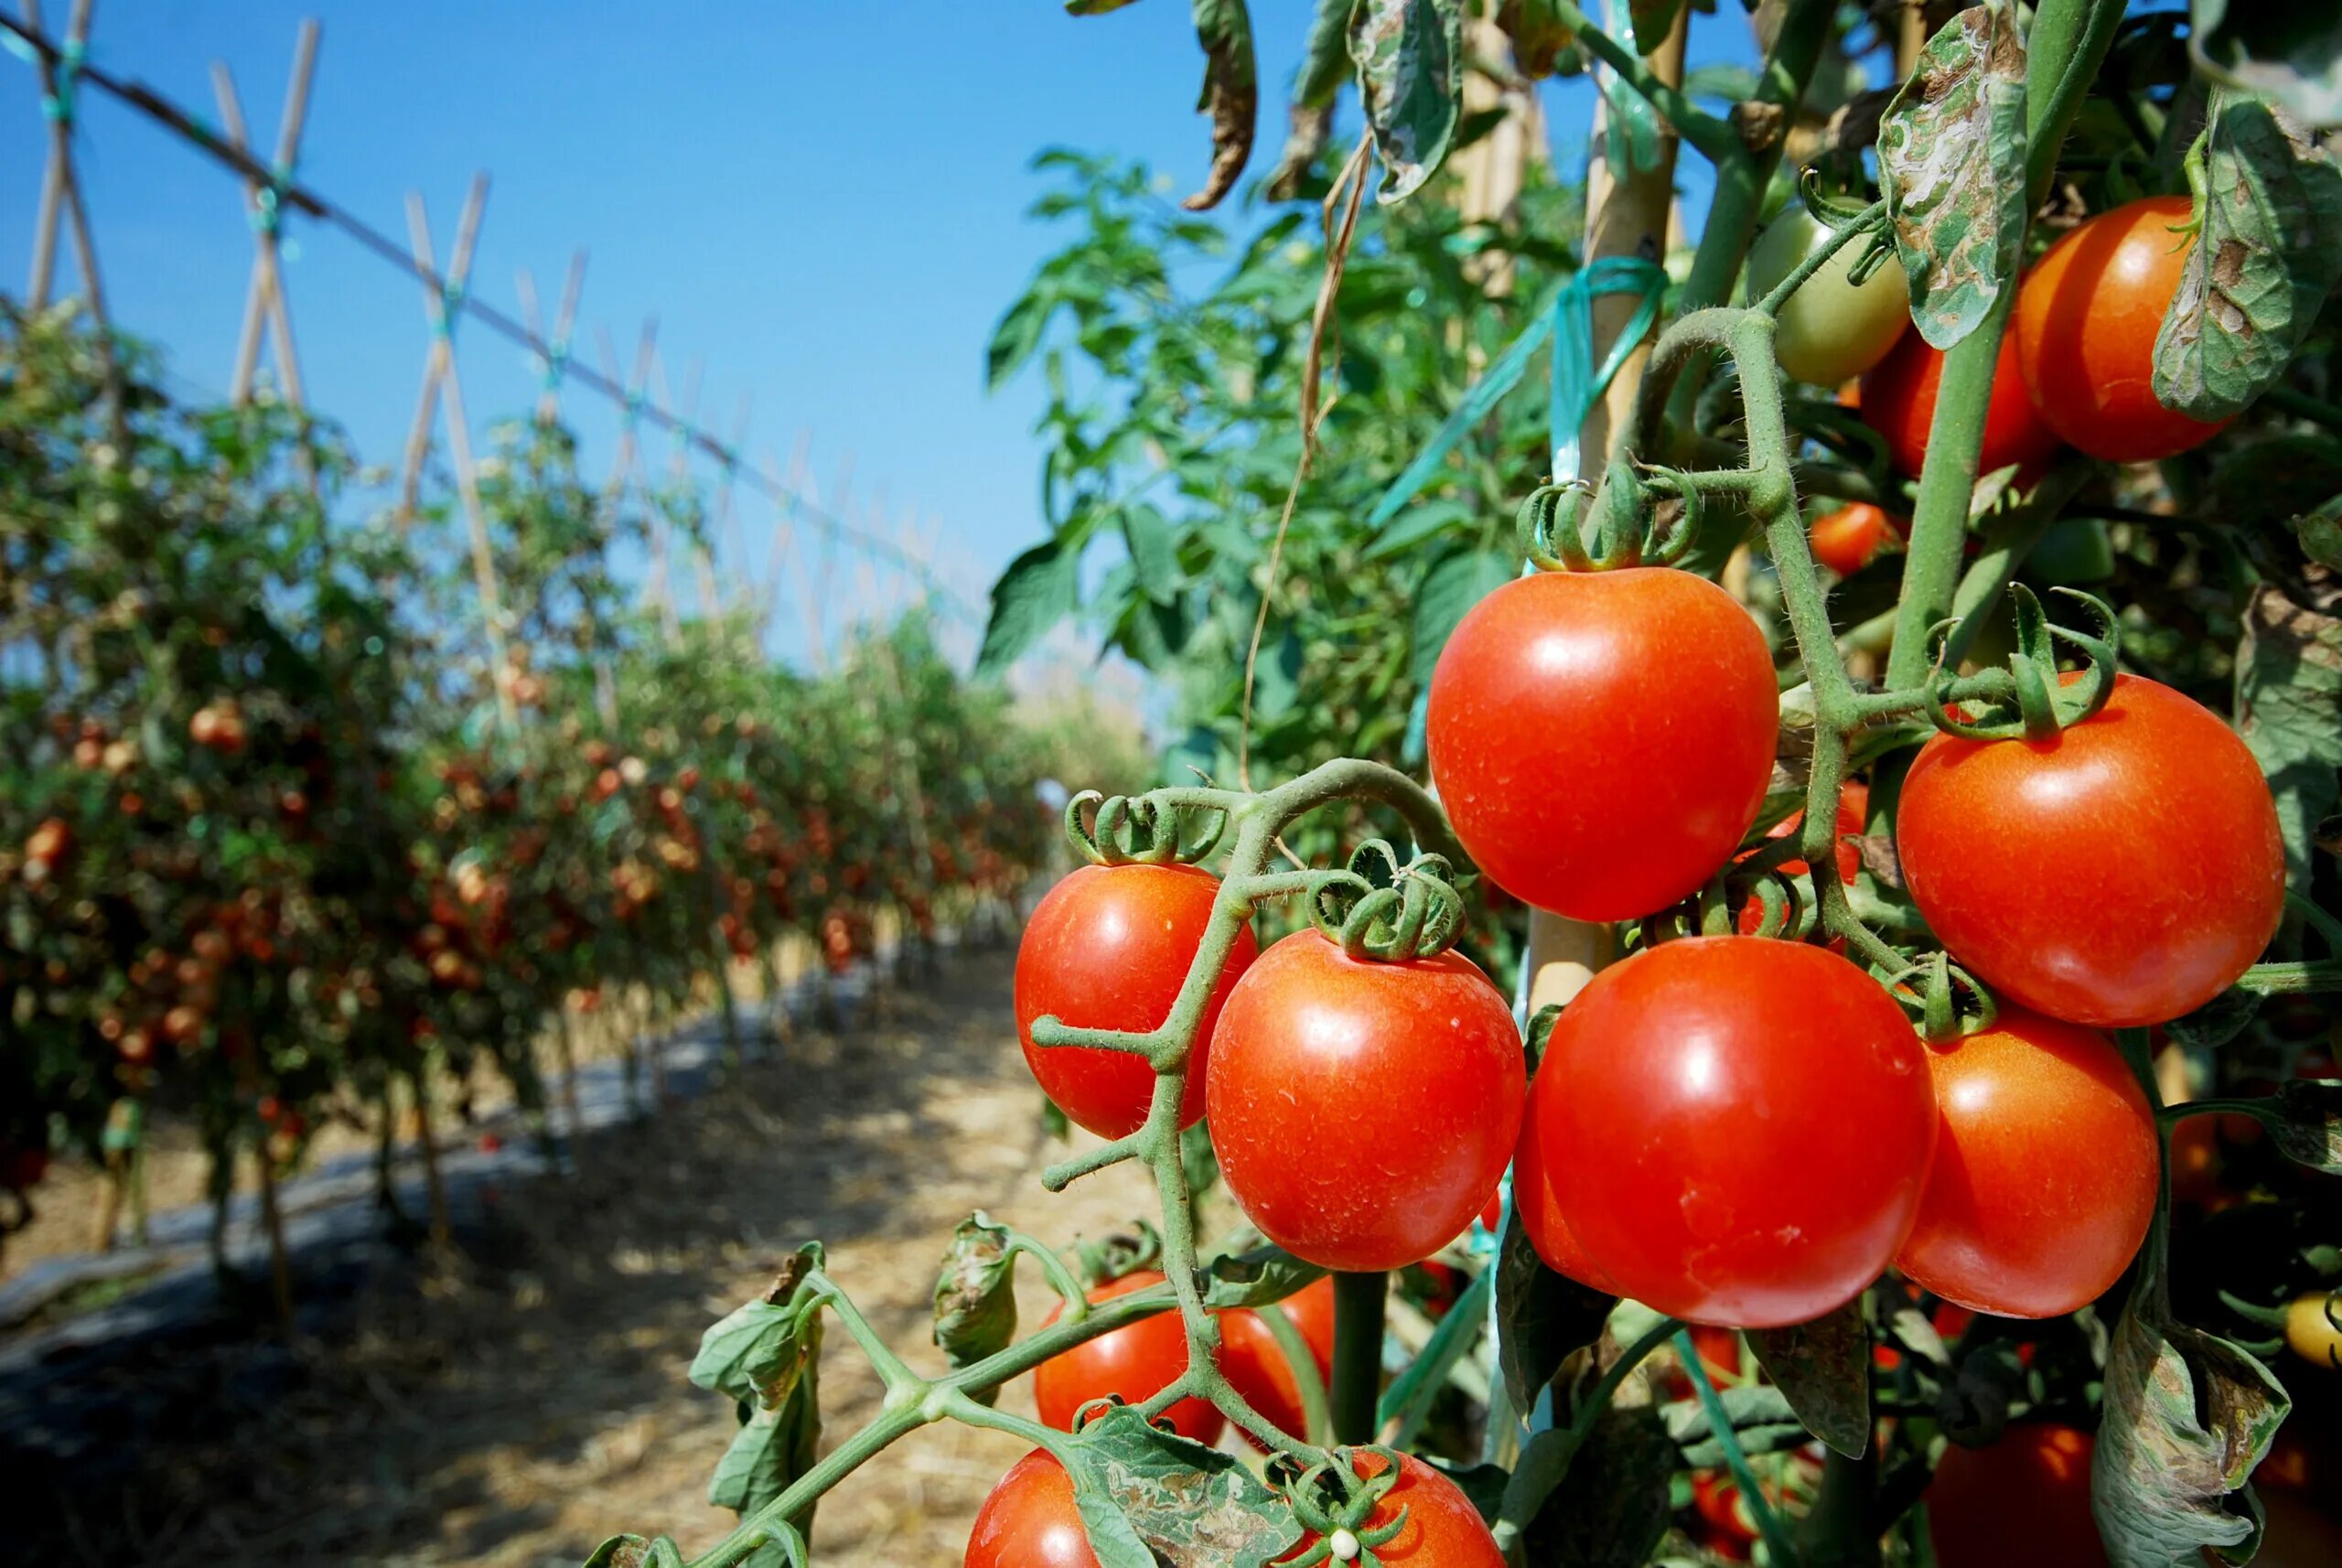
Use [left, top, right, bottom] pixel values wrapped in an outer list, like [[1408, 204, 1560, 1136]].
[[25, 0, 103, 324], [710, 392, 754, 616], [598, 319, 659, 497], [212, 17, 317, 407], [400, 177, 516, 727], [517, 249, 586, 426]]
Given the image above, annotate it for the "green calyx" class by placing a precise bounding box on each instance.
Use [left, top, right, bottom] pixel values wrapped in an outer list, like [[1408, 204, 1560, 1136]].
[[1923, 585, 2119, 742], [1270, 1445, 1412, 1567], [1064, 788, 1228, 866], [1885, 950, 1999, 1043], [1520, 460, 1706, 574], [1305, 839, 1468, 961]]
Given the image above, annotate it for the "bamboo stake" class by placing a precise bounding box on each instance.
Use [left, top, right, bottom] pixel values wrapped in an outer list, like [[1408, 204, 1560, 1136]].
[[1521, 8, 1690, 1015], [25, 0, 102, 323], [253, 1138, 295, 1329], [710, 392, 755, 614], [408, 1069, 452, 1249], [517, 249, 587, 425], [597, 319, 660, 498], [403, 178, 516, 726], [212, 18, 317, 407]]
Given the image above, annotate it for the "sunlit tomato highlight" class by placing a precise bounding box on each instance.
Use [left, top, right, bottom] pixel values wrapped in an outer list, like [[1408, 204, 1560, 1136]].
[[1896, 1006, 2158, 1318], [1897, 673, 2283, 1027], [1015, 862, 1257, 1138], [1426, 568, 1778, 921], [1207, 931, 1524, 1272], [1531, 938, 1936, 1327], [2014, 196, 2230, 463]]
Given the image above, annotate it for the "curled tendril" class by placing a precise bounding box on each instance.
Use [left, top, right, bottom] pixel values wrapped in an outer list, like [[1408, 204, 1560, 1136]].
[[1520, 457, 1705, 575], [1305, 841, 1467, 961], [1064, 789, 1228, 866], [1885, 950, 1998, 1043], [1924, 585, 2120, 742], [1798, 166, 1881, 231], [1269, 1446, 1412, 1567]]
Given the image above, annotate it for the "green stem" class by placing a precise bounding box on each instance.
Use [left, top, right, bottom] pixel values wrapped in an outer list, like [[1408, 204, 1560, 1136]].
[[2234, 961, 2342, 996], [1331, 1270, 1389, 1445]]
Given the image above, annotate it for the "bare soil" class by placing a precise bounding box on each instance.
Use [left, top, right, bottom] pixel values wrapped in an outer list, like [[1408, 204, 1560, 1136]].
[[7, 950, 1163, 1568]]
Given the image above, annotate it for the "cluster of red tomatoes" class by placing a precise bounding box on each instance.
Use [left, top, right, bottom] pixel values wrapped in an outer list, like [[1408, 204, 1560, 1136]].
[[1767, 197, 2228, 576]]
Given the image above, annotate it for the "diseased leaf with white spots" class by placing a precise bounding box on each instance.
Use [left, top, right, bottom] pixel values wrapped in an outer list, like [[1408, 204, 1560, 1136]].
[[2235, 561, 2342, 886], [1349, 0, 1466, 205], [2092, 1285, 2289, 1568], [2155, 91, 2342, 420], [1877, 2, 2029, 349], [1062, 1406, 1304, 1567], [2270, 1078, 2342, 1171]]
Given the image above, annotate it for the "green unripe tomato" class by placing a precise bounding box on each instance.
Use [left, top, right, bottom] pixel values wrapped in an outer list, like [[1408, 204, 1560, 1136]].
[[1748, 208, 1912, 389]]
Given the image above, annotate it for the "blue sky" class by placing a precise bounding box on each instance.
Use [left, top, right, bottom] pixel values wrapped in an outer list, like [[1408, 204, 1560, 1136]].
[[0, 2, 1766, 670]]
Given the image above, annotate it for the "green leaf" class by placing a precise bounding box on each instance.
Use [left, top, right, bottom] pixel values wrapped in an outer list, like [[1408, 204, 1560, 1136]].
[[986, 287, 1058, 390], [1120, 501, 1181, 597], [2236, 567, 2342, 887], [692, 1242, 826, 1407], [932, 1214, 1018, 1395], [1067, 0, 1146, 13], [1628, 0, 1683, 55], [1295, 0, 1354, 107], [707, 1336, 822, 1520], [1201, 1242, 1327, 1308], [1747, 1296, 1872, 1458], [1362, 496, 1476, 561], [1348, 0, 1465, 205], [2190, 3, 2342, 130], [1878, 1, 2030, 349], [977, 538, 1083, 675], [2092, 1284, 2289, 1567], [2155, 91, 2342, 421], [1519, 1402, 1676, 1568], [1061, 1406, 1305, 1567], [2300, 500, 2342, 572], [1250, 629, 1305, 721], [1499, 0, 1581, 80], [2165, 986, 2263, 1052], [1494, 1197, 1617, 1412], [1184, 0, 1259, 211], [1661, 1384, 1816, 1467], [1410, 545, 1514, 688], [2269, 1078, 2342, 1171]]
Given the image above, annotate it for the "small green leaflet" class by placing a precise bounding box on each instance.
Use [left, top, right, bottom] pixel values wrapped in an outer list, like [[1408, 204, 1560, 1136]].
[[1061, 1406, 1304, 1567], [691, 1242, 826, 1408], [1349, 0, 1465, 205], [2269, 1078, 2342, 1171], [2092, 1283, 2289, 1568], [2154, 91, 2342, 422], [1200, 1243, 1327, 1309], [1747, 1295, 1872, 1458], [1628, 0, 1683, 55], [2190, 2, 2342, 130], [1492, 1195, 1617, 1412], [975, 537, 1083, 675], [581, 1536, 688, 1568], [1184, 0, 1259, 211], [1410, 545, 1514, 688], [931, 1214, 1018, 1390], [1877, 2, 2029, 349]]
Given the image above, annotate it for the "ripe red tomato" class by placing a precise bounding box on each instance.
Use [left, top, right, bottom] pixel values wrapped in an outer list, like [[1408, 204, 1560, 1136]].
[[1426, 568, 1778, 921], [2014, 196, 2230, 463], [1531, 938, 1935, 1327], [1859, 322, 2060, 479], [965, 1449, 1097, 1568], [1809, 502, 1902, 576], [1898, 673, 2284, 1027], [1927, 1425, 2107, 1568], [1896, 1006, 2157, 1317], [1215, 1275, 1336, 1441], [1015, 863, 1258, 1138], [1033, 1271, 1224, 1444], [1276, 1450, 1505, 1566], [1735, 782, 1868, 939], [1207, 930, 1524, 1272]]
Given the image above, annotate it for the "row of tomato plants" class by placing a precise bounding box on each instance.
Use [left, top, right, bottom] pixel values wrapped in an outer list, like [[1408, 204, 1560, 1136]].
[[0, 304, 1058, 1274]]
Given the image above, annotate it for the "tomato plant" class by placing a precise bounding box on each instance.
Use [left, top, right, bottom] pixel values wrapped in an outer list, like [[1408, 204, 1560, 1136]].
[[1898, 672, 2286, 1028], [1206, 929, 1522, 1273]]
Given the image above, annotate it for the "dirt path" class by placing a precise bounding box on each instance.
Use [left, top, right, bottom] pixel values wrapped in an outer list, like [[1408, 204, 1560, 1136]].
[[6, 950, 1166, 1568]]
